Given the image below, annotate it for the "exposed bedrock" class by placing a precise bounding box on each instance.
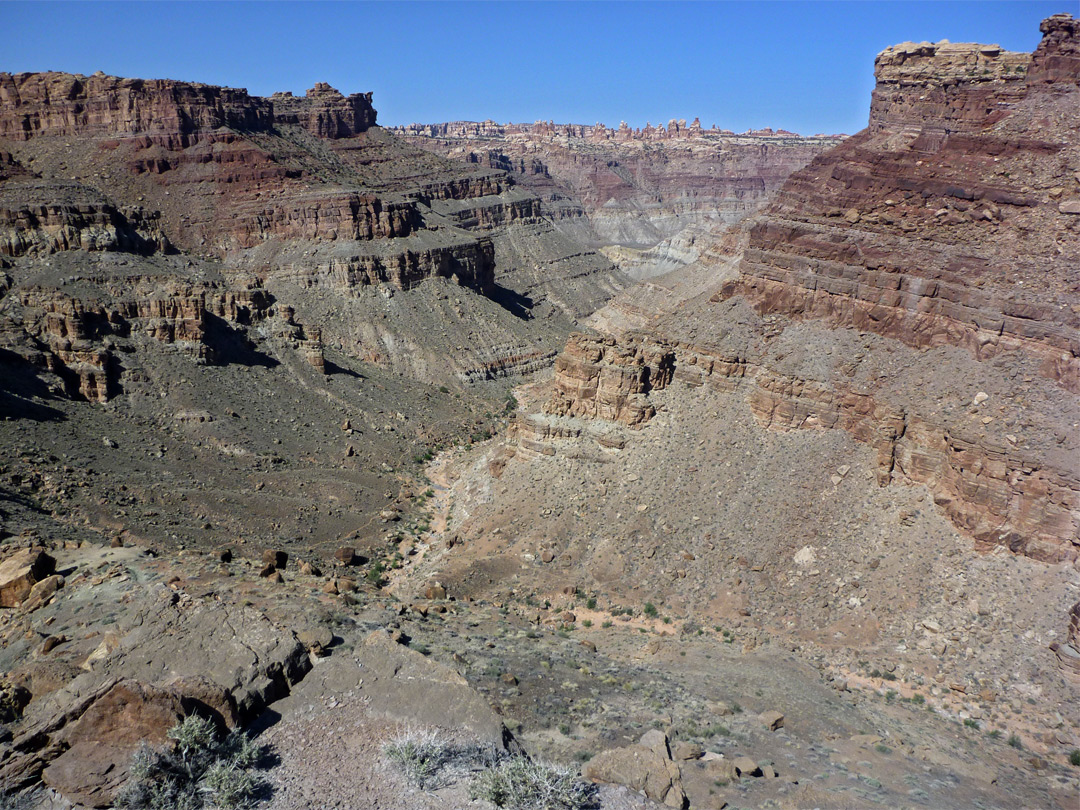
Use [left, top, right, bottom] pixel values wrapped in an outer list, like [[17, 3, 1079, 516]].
[[544, 331, 1079, 563], [718, 13, 1080, 392], [395, 119, 843, 267], [0, 266, 329, 402], [0, 73, 375, 141]]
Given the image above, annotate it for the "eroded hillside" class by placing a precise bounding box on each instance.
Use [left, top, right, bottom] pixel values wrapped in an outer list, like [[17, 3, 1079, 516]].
[[391, 15, 1080, 808], [395, 119, 842, 280], [1, 15, 1079, 810]]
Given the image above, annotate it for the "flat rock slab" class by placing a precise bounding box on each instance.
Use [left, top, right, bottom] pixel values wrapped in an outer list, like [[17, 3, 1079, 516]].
[[270, 629, 505, 747], [87, 590, 311, 720]]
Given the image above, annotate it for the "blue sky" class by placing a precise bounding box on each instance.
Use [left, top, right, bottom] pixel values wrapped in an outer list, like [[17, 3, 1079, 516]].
[[3, 1, 1066, 135]]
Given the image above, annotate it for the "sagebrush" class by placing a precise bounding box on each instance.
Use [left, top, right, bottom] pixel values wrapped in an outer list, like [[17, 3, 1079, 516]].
[[113, 715, 267, 810], [469, 756, 595, 810]]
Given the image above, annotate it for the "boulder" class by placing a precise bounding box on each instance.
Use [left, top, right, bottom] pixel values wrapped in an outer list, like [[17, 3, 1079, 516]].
[[0, 549, 56, 608], [297, 626, 334, 656], [0, 679, 31, 722], [584, 743, 686, 808], [40, 680, 187, 806], [424, 582, 447, 600], [760, 710, 785, 730], [262, 549, 288, 570], [733, 756, 760, 777], [640, 728, 672, 758], [40, 677, 235, 807], [20, 574, 64, 612], [671, 741, 703, 761]]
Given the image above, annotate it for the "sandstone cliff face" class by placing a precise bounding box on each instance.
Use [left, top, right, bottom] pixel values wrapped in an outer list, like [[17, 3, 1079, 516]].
[[534, 16, 1080, 565], [542, 327, 1079, 564], [0, 72, 274, 141], [270, 83, 377, 139], [395, 119, 842, 276], [0, 71, 628, 395], [720, 13, 1080, 393], [5, 263, 286, 402]]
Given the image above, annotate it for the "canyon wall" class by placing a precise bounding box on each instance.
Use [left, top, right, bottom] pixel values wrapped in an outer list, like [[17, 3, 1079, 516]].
[[394, 119, 843, 272], [719, 13, 1080, 392], [0, 72, 627, 396], [530, 15, 1080, 564]]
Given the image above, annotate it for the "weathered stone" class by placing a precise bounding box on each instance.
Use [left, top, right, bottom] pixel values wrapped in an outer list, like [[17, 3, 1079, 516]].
[[671, 741, 703, 761], [0, 549, 56, 608], [424, 582, 447, 600], [297, 627, 334, 656], [585, 743, 686, 807], [20, 574, 64, 612], [733, 756, 760, 777], [262, 549, 288, 570], [760, 709, 785, 730]]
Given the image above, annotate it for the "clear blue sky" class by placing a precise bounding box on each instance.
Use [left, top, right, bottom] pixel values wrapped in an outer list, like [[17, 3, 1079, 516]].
[[3, 1, 1067, 135]]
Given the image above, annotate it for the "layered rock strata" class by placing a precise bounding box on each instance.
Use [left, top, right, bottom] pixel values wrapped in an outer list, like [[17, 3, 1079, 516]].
[[718, 13, 1080, 392], [0, 71, 627, 394], [533, 17, 1080, 563], [542, 328, 1079, 563], [395, 118, 843, 265]]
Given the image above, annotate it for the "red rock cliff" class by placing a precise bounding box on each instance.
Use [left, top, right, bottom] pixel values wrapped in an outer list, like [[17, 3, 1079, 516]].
[[720, 14, 1080, 392]]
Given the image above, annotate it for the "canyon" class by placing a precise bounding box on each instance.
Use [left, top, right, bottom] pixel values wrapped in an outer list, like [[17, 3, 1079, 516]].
[[394, 119, 842, 280], [0, 12, 1078, 810]]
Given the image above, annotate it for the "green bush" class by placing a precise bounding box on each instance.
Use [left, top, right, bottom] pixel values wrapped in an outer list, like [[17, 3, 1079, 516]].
[[113, 715, 266, 810], [1070, 749, 1080, 767], [1008, 734, 1023, 749], [643, 603, 658, 618], [469, 756, 594, 809]]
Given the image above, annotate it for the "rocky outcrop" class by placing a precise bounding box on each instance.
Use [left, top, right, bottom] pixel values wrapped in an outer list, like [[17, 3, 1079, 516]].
[[1028, 13, 1080, 84], [0, 72, 377, 142], [719, 14, 1080, 392], [542, 329, 1079, 562], [6, 275, 275, 401], [267, 237, 496, 295], [0, 193, 171, 257], [869, 40, 1029, 137], [0, 548, 55, 607], [0, 71, 272, 140], [584, 730, 688, 808], [0, 591, 309, 795], [39, 678, 234, 807], [270, 82, 376, 138], [544, 333, 675, 425]]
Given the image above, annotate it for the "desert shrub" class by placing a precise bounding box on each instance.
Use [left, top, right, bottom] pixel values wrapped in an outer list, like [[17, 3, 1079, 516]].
[[643, 602, 658, 618], [1070, 749, 1080, 767], [469, 756, 594, 810], [0, 791, 33, 810], [383, 727, 457, 789], [1008, 733, 1023, 749], [113, 715, 267, 810], [383, 727, 506, 791]]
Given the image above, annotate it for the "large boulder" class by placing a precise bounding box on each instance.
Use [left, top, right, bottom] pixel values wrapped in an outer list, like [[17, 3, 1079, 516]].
[[40, 677, 234, 807], [0, 549, 55, 608], [274, 629, 507, 748], [584, 738, 688, 808]]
